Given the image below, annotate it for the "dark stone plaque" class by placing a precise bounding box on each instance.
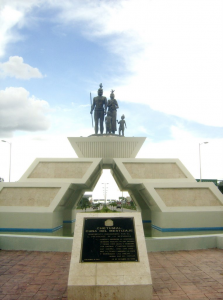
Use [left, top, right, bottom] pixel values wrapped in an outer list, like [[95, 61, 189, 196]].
[[81, 217, 138, 262]]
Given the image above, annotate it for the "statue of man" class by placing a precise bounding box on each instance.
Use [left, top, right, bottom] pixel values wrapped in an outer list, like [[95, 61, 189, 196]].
[[107, 90, 119, 134], [90, 84, 107, 134]]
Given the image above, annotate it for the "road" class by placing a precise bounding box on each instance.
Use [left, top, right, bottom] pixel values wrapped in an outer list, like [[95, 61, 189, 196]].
[[76, 207, 136, 213]]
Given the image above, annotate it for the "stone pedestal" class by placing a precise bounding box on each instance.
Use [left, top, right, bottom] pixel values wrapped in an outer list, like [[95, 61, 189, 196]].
[[68, 136, 146, 166], [68, 212, 152, 300]]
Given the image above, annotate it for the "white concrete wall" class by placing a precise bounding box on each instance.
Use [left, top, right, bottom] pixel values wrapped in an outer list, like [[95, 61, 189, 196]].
[[19, 158, 102, 184], [1, 234, 223, 252]]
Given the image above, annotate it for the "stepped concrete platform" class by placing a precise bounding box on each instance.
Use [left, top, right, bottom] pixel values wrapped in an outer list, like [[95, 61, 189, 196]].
[[1, 135, 223, 237]]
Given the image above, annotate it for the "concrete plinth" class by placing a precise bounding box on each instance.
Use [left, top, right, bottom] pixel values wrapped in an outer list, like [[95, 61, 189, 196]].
[[68, 136, 146, 165], [68, 212, 152, 300]]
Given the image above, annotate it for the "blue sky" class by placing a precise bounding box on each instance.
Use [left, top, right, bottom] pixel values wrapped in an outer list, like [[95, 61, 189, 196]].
[[0, 0, 223, 193]]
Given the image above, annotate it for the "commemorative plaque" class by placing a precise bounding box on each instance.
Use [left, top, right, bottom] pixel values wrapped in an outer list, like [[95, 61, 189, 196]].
[[81, 217, 138, 262]]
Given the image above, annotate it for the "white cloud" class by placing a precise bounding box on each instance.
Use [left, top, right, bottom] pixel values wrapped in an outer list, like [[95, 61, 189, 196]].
[[0, 1, 43, 57], [0, 56, 43, 79], [0, 133, 76, 182], [1, 1, 223, 128], [79, 104, 90, 108], [137, 126, 223, 180], [0, 5, 22, 57], [137, 126, 150, 135], [50, 0, 223, 127], [0, 87, 50, 135]]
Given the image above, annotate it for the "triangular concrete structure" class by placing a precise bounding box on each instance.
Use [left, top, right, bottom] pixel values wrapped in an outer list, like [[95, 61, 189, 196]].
[[68, 136, 145, 165], [0, 135, 223, 237]]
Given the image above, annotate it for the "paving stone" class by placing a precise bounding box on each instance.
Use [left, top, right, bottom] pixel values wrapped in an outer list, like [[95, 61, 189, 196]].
[[0, 249, 223, 299], [148, 249, 223, 300]]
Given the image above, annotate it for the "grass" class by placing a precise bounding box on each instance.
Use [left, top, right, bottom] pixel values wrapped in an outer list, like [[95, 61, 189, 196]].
[[82, 206, 121, 213]]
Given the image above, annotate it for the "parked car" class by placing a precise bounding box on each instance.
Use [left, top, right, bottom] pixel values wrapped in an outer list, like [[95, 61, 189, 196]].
[[92, 204, 100, 210], [116, 202, 121, 209]]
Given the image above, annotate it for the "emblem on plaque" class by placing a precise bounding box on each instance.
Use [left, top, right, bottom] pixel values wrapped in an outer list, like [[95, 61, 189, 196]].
[[105, 219, 113, 226]]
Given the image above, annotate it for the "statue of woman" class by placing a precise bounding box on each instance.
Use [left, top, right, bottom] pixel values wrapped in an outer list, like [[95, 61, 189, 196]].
[[107, 90, 119, 134]]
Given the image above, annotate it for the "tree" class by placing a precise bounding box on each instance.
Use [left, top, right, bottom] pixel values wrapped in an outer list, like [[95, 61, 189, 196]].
[[130, 200, 136, 210], [109, 202, 117, 211], [81, 197, 90, 211]]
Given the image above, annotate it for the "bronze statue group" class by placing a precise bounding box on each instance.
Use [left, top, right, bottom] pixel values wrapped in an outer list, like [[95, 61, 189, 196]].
[[90, 84, 127, 136]]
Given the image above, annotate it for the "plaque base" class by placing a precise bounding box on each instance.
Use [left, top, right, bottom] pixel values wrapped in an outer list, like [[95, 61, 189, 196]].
[[68, 212, 152, 300]]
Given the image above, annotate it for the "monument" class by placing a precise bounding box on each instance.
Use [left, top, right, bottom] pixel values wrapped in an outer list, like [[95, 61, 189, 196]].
[[1, 83, 223, 299], [90, 83, 107, 135], [107, 89, 119, 134], [117, 114, 127, 136], [90, 84, 126, 136], [68, 85, 152, 299], [105, 111, 112, 134]]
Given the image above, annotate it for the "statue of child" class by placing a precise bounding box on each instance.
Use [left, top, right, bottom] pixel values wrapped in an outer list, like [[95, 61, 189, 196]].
[[117, 114, 127, 136], [105, 111, 112, 134]]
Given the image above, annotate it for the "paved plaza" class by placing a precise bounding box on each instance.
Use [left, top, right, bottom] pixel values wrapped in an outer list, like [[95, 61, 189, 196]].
[[0, 249, 223, 299]]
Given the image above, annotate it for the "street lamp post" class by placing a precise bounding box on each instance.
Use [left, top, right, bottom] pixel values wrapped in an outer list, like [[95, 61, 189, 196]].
[[1, 140, 12, 182], [199, 142, 208, 182], [102, 183, 109, 206]]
